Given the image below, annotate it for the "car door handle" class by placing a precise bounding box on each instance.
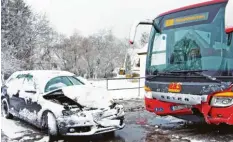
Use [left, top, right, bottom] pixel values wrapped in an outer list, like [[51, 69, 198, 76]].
[[25, 90, 36, 94]]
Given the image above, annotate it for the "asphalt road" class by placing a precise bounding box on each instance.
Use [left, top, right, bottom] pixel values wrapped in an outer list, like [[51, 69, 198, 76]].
[[1, 99, 233, 142]]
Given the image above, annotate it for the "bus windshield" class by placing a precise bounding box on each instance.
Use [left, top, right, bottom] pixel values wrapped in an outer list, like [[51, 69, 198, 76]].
[[146, 3, 233, 77]]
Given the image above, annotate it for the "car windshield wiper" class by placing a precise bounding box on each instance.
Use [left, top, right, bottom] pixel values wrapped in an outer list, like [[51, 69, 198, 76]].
[[169, 70, 222, 83]]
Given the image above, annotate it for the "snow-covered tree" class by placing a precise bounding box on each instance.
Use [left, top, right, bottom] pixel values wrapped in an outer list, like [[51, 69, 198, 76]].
[[1, 0, 131, 79], [1, 0, 33, 75], [1, 0, 56, 75]]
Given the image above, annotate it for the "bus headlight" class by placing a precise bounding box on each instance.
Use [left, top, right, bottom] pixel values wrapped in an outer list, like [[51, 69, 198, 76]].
[[210, 97, 233, 107], [210, 92, 233, 107], [144, 86, 153, 99]]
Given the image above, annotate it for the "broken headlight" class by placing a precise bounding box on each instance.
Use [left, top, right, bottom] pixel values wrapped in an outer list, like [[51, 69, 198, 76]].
[[92, 112, 103, 121], [62, 110, 85, 117], [62, 110, 74, 116]]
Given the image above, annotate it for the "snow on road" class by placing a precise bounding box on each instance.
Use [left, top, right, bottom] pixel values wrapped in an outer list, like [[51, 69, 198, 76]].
[[1, 117, 46, 142], [2, 100, 233, 142], [1, 117, 30, 139]]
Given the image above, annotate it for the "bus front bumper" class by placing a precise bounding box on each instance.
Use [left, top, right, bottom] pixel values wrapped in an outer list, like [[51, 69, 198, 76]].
[[145, 97, 233, 125]]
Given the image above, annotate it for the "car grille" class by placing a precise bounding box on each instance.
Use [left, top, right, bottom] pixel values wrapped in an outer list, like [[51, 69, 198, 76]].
[[68, 126, 92, 133]]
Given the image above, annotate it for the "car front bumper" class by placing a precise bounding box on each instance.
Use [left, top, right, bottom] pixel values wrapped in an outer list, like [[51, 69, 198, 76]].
[[58, 117, 125, 136], [57, 104, 125, 136]]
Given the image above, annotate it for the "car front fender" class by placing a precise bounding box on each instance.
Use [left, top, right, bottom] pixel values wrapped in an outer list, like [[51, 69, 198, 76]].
[[36, 97, 64, 127]]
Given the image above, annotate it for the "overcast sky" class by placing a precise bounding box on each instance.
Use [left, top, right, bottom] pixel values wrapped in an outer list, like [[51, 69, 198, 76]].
[[25, 0, 208, 38]]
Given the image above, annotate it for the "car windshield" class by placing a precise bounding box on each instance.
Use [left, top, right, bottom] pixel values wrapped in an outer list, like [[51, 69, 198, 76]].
[[146, 3, 233, 77], [44, 76, 84, 92], [68, 76, 84, 85]]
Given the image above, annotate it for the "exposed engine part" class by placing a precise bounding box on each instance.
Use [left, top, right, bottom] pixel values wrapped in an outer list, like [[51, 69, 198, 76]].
[[43, 90, 83, 110]]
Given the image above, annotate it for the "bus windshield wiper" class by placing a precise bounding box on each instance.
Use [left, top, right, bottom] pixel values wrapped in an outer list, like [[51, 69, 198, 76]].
[[169, 70, 222, 83], [146, 70, 180, 80]]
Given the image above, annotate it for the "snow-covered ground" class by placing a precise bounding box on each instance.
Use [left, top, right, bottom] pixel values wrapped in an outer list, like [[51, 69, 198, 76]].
[[1, 117, 47, 142]]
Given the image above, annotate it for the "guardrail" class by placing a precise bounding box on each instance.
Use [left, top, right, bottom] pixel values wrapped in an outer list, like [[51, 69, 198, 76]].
[[106, 77, 145, 97]]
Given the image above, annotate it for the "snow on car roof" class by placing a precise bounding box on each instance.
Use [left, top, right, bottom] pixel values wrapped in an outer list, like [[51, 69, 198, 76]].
[[11, 70, 74, 82], [8, 70, 75, 93], [13, 70, 74, 78]]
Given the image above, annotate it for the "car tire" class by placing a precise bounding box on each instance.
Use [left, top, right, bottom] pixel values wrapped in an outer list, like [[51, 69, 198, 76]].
[[47, 112, 58, 141], [1, 98, 13, 119]]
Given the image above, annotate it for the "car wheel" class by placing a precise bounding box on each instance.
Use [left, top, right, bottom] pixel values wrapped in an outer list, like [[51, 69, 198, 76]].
[[1, 98, 13, 119], [47, 112, 58, 141]]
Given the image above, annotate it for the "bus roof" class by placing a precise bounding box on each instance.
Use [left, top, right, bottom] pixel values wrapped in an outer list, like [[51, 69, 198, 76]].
[[159, 0, 227, 17]]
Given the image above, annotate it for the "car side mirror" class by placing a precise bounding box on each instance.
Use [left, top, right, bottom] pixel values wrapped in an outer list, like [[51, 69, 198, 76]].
[[225, 0, 233, 34]]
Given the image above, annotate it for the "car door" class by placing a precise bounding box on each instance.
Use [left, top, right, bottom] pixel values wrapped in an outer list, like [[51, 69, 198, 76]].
[[8, 76, 25, 114], [18, 75, 42, 123]]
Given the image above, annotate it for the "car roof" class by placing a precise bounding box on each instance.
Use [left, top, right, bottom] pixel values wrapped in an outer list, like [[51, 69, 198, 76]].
[[12, 70, 74, 78], [7, 70, 75, 93]]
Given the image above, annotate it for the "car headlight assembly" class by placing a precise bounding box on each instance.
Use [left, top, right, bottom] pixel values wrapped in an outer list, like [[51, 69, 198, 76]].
[[92, 112, 102, 121], [210, 92, 233, 107], [62, 110, 73, 116]]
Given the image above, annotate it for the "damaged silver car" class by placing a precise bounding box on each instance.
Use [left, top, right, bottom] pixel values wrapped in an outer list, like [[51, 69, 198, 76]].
[[1, 70, 125, 140]]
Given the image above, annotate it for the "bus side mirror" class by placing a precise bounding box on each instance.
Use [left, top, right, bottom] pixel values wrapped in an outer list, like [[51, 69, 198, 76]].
[[225, 0, 233, 34], [227, 33, 232, 46], [129, 20, 153, 44]]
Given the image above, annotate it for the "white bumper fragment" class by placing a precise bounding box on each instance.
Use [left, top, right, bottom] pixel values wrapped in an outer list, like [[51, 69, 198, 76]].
[[98, 119, 121, 127], [65, 123, 125, 136]]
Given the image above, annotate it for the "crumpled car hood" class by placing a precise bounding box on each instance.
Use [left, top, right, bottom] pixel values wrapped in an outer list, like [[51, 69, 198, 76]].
[[59, 85, 113, 109]]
